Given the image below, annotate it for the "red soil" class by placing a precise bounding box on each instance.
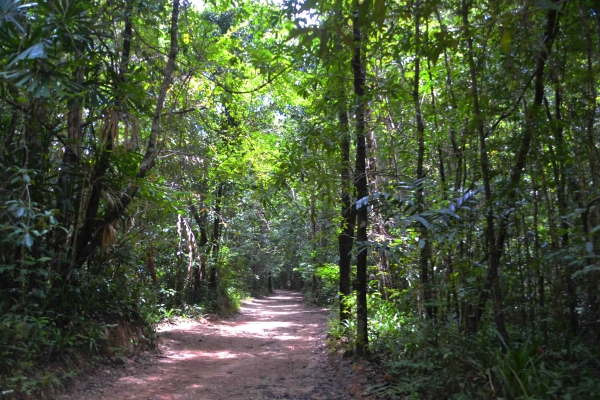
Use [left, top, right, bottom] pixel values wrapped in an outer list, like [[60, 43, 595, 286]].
[[57, 290, 373, 400]]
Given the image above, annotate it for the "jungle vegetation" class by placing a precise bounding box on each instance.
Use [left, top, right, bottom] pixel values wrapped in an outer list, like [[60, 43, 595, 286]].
[[1, 0, 599, 398]]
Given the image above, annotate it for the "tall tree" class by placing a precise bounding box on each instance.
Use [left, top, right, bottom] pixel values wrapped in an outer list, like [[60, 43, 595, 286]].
[[351, 0, 369, 357]]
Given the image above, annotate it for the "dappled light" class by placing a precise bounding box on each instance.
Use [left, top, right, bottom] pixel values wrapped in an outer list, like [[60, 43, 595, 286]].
[[58, 290, 358, 399], [3, 0, 599, 398]]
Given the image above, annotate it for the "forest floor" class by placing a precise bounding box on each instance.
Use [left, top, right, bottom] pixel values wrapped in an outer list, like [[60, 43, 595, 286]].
[[56, 290, 376, 400]]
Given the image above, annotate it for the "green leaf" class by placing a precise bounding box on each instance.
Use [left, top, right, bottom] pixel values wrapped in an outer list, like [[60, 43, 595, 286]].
[[590, 224, 600, 234], [24, 233, 33, 249], [535, 0, 561, 11], [373, 0, 386, 28], [501, 30, 511, 54], [358, 0, 373, 25], [427, 44, 443, 65], [7, 42, 46, 67], [417, 216, 430, 229], [318, 28, 328, 57], [288, 27, 314, 41], [341, 33, 355, 51], [299, 0, 318, 12], [572, 264, 600, 278]]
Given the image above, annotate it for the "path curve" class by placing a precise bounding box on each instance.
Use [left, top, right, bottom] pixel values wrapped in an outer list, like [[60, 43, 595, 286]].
[[58, 290, 370, 399]]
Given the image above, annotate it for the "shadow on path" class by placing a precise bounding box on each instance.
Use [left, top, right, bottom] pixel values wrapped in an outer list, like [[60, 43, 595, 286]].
[[58, 290, 364, 400]]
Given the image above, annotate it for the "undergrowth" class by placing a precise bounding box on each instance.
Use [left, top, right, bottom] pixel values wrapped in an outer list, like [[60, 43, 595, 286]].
[[158, 285, 246, 321], [328, 289, 600, 400], [0, 271, 157, 398]]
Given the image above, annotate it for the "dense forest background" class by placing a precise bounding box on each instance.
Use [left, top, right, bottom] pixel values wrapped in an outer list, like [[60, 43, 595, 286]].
[[1, 0, 599, 398]]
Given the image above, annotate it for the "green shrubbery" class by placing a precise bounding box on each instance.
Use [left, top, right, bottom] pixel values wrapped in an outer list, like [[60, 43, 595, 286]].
[[0, 268, 158, 397], [328, 287, 600, 400], [366, 329, 600, 399]]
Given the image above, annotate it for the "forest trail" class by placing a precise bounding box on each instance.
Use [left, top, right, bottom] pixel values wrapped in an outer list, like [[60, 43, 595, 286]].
[[58, 290, 371, 400]]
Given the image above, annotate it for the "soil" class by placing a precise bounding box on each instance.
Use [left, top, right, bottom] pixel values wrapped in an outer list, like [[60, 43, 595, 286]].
[[56, 290, 376, 400]]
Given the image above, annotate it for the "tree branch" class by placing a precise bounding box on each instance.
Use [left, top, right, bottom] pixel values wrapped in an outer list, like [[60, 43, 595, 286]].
[[159, 106, 206, 118]]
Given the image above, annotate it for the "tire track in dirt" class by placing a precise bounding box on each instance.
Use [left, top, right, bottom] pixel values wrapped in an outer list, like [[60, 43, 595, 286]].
[[58, 290, 371, 400]]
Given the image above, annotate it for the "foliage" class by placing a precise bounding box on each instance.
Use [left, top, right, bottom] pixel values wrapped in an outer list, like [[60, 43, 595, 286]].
[[1, 0, 600, 397]]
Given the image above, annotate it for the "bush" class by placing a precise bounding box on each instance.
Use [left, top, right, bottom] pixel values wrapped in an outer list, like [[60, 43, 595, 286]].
[[332, 289, 600, 400], [0, 265, 157, 397]]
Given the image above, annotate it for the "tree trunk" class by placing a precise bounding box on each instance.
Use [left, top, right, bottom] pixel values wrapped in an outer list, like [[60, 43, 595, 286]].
[[351, 3, 369, 357], [190, 200, 208, 302], [268, 271, 273, 293], [462, 0, 507, 344], [148, 248, 158, 287], [338, 105, 355, 323], [413, 6, 433, 321], [209, 183, 224, 290]]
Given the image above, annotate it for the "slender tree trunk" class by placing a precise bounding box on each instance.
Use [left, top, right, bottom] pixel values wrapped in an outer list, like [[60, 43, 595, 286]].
[[436, 9, 463, 193], [462, 0, 507, 344], [413, 7, 433, 321], [351, 2, 369, 357], [311, 193, 318, 302], [436, 12, 462, 325], [465, 1, 559, 348], [148, 248, 158, 287], [338, 105, 355, 323], [544, 79, 566, 345], [54, 66, 83, 275], [190, 200, 208, 302], [209, 183, 224, 290], [582, 5, 600, 343]]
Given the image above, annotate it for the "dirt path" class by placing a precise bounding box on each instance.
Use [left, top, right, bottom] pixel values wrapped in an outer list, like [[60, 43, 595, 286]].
[[58, 290, 372, 399]]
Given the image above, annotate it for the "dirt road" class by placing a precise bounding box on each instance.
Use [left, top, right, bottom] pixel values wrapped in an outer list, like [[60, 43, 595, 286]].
[[58, 290, 371, 399]]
